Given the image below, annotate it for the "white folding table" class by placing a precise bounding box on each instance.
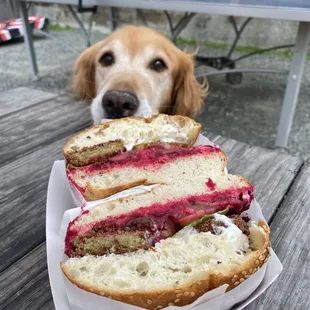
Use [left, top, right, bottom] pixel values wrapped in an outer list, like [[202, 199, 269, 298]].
[[17, 0, 310, 148]]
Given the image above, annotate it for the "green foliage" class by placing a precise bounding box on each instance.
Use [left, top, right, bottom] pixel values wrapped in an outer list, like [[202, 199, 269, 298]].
[[176, 37, 310, 61], [47, 24, 73, 32]]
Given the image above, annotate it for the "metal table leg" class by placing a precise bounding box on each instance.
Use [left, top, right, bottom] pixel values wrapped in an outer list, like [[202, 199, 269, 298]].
[[275, 21, 310, 148], [18, 1, 39, 78], [108, 7, 117, 31], [163, 11, 196, 43], [67, 5, 92, 47]]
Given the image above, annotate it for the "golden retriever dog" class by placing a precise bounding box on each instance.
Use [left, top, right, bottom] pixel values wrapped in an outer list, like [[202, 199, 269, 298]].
[[72, 25, 207, 124]]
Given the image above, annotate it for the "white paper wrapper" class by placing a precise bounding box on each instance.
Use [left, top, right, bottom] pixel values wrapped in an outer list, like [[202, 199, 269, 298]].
[[46, 134, 283, 310]]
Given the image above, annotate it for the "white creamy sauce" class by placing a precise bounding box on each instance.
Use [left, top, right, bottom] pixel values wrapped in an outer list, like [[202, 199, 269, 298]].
[[124, 141, 137, 151], [72, 122, 189, 151], [174, 214, 249, 254], [213, 214, 249, 253], [124, 124, 188, 150], [212, 214, 240, 236], [174, 226, 199, 242]]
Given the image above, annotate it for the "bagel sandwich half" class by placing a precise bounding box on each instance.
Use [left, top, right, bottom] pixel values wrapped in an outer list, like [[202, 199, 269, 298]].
[[66, 144, 229, 201], [63, 114, 201, 167], [61, 204, 270, 309]]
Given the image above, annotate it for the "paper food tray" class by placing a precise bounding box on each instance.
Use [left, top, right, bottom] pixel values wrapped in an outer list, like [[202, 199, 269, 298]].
[[46, 134, 283, 310]]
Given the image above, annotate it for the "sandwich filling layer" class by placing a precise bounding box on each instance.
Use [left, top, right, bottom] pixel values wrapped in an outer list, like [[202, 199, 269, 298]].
[[66, 114, 200, 152], [67, 144, 223, 199], [65, 186, 254, 257], [69, 144, 222, 176], [70, 213, 250, 257], [63, 114, 201, 167], [62, 218, 268, 292]]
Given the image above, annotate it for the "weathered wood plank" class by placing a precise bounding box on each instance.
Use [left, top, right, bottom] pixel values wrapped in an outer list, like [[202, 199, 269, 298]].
[[0, 135, 86, 272], [0, 87, 57, 117], [0, 95, 92, 167], [208, 135, 303, 222], [246, 161, 310, 310], [38, 299, 55, 310], [0, 242, 52, 310]]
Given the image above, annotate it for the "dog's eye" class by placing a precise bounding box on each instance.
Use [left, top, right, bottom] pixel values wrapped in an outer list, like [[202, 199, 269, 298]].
[[99, 53, 114, 67], [150, 59, 167, 72]]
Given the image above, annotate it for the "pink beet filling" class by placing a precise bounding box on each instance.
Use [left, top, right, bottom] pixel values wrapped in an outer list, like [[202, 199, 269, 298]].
[[64, 185, 254, 255], [67, 144, 221, 182], [67, 144, 221, 194], [206, 178, 216, 190]]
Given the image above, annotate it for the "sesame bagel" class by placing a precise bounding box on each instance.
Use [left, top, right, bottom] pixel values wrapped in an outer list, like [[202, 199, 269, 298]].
[[61, 219, 270, 310], [63, 114, 201, 167]]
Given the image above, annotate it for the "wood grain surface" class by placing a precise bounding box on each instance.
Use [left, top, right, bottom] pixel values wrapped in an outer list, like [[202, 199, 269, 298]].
[[0, 87, 57, 117], [246, 161, 310, 310], [0, 243, 52, 310], [0, 87, 307, 310], [0, 135, 84, 272], [0, 95, 91, 166]]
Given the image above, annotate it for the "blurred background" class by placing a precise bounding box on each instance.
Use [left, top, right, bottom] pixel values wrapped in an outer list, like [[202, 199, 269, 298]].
[[1, 2, 309, 158]]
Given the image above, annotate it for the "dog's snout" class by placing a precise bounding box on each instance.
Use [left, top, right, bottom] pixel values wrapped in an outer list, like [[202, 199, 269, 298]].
[[102, 90, 139, 119]]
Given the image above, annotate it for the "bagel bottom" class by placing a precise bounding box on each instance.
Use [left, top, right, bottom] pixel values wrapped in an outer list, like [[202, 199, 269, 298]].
[[61, 219, 270, 310]]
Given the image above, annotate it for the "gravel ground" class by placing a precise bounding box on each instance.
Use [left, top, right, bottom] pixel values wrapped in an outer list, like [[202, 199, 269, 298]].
[[0, 29, 309, 159]]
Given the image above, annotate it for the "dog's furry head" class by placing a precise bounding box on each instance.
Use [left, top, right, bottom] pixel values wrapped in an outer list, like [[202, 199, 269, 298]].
[[72, 25, 207, 123]]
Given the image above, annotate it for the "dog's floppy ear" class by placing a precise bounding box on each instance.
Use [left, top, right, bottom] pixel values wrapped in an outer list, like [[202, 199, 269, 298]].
[[72, 43, 100, 101], [170, 52, 207, 118]]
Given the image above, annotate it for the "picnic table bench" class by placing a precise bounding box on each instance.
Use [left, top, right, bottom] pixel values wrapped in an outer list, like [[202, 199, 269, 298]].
[[0, 87, 309, 309]]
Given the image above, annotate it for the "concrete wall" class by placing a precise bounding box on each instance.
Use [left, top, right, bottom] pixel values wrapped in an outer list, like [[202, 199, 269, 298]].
[[32, 4, 299, 48], [0, 1, 19, 20]]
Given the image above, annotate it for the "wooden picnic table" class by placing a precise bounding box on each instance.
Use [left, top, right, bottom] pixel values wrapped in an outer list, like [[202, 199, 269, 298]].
[[0, 87, 309, 310]]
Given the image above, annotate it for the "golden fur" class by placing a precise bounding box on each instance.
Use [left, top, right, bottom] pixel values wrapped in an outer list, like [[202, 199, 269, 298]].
[[72, 25, 207, 123]]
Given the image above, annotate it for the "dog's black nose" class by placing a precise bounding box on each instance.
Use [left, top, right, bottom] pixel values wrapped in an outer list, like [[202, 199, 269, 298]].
[[102, 90, 139, 119]]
